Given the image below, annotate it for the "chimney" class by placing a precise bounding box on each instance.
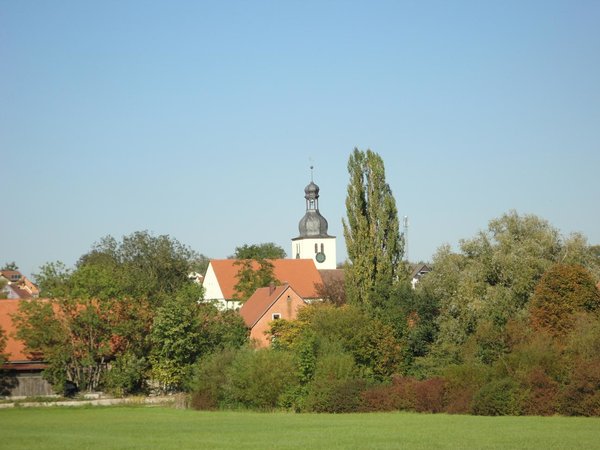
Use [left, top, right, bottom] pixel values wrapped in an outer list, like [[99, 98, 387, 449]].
[[269, 282, 275, 295]]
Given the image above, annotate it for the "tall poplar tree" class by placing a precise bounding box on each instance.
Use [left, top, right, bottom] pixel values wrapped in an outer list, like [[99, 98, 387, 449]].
[[342, 148, 404, 308]]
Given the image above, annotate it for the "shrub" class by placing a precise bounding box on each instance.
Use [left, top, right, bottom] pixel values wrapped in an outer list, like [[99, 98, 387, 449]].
[[303, 351, 366, 413], [360, 383, 402, 412], [442, 363, 490, 414], [361, 376, 445, 413], [413, 377, 446, 413], [104, 352, 148, 397], [472, 378, 523, 416], [189, 348, 238, 410], [560, 357, 600, 416], [520, 367, 559, 416], [223, 348, 299, 410]]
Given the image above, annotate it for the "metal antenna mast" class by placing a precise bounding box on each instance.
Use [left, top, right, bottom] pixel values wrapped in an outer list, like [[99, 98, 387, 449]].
[[403, 216, 409, 263]]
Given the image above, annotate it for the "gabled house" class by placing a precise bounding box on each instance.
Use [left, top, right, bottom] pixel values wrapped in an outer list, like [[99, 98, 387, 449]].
[[411, 263, 432, 289], [203, 259, 323, 310], [0, 270, 40, 299], [239, 284, 306, 347]]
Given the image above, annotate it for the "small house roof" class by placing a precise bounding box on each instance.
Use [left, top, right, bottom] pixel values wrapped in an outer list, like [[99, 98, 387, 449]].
[[239, 284, 296, 328]]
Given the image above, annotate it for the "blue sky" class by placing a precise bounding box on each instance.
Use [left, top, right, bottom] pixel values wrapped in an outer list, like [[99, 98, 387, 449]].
[[2, 1, 599, 278]]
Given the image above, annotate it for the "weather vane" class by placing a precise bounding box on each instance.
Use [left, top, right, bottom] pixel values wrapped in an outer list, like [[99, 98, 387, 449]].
[[309, 157, 314, 181]]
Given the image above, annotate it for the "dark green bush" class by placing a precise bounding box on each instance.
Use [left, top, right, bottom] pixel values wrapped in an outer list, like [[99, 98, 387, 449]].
[[303, 351, 366, 413], [223, 348, 299, 410], [189, 348, 238, 410], [472, 377, 523, 416], [104, 352, 148, 397]]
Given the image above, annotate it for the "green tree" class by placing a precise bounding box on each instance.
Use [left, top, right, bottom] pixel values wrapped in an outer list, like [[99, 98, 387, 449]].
[[0, 325, 7, 366], [232, 259, 279, 303], [37, 232, 199, 307], [270, 303, 402, 381], [342, 148, 405, 309], [85, 231, 198, 306], [196, 305, 249, 353], [149, 284, 203, 393], [34, 261, 72, 298], [231, 243, 286, 259], [417, 211, 565, 370], [1, 262, 18, 271], [14, 298, 115, 393]]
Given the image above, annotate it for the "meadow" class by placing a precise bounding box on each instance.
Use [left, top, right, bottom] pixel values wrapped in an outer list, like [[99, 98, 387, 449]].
[[1, 406, 599, 449]]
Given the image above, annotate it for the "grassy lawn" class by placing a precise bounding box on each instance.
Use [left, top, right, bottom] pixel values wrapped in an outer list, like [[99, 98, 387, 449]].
[[1, 406, 599, 449]]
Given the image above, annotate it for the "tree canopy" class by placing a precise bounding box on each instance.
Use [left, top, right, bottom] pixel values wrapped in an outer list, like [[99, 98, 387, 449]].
[[230, 243, 286, 260], [35, 231, 199, 306], [529, 264, 600, 336], [17, 230, 249, 395]]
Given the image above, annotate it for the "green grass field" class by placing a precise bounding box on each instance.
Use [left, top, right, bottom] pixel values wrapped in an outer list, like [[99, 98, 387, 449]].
[[1, 406, 599, 449]]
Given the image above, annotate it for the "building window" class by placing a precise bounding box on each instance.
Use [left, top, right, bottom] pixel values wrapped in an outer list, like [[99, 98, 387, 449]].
[[272, 313, 281, 320], [321, 243, 324, 253], [315, 243, 318, 253]]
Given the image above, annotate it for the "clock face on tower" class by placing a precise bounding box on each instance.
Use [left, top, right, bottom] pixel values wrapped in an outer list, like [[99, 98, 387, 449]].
[[315, 252, 326, 263]]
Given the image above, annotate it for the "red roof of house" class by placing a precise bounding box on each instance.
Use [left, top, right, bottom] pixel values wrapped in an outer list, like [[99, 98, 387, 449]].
[[239, 284, 293, 328], [208, 259, 323, 300], [1, 270, 22, 281], [0, 299, 40, 363]]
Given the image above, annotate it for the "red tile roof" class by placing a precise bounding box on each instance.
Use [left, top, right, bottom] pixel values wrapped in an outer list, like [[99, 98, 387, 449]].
[[0, 270, 22, 280], [239, 284, 292, 328], [0, 299, 43, 363], [208, 259, 323, 300]]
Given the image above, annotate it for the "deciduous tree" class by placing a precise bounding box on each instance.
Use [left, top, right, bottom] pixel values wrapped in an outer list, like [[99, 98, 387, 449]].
[[14, 298, 115, 393], [529, 264, 600, 336], [232, 259, 279, 303], [342, 148, 404, 309], [231, 243, 286, 260]]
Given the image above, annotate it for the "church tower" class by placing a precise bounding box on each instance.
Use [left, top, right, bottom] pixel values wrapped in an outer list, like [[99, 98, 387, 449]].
[[291, 173, 337, 270]]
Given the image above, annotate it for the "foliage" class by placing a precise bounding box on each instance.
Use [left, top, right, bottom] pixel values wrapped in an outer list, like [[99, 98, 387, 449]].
[[559, 314, 600, 416], [149, 285, 203, 393], [529, 264, 600, 336], [34, 261, 72, 298], [275, 304, 403, 381], [303, 349, 367, 413], [342, 148, 405, 308], [14, 298, 114, 393], [361, 375, 446, 413], [232, 258, 279, 303], [222, 347, 299, 410], [189, 348, 239, 410], [314, 272, 347, 306], [35, 231, 198, 307], [472, 377, 523, 416], [417, 211, 570, 372], [440, 362, 491, 414], [231, 242, 286, 260], [197, 306, 249, 353], [1, 261, 19, 270], [104, 351, 148, 397], [0, 325, 6, 366]]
